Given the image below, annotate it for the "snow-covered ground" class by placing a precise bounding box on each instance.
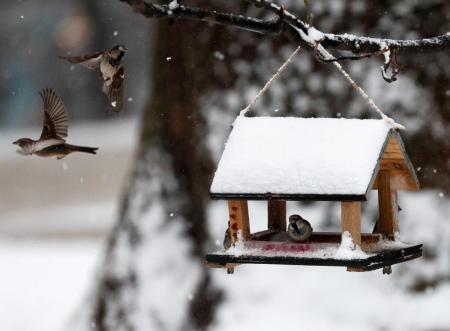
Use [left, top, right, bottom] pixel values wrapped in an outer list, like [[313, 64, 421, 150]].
[[1, 118, 449, 331], [0, 239, 103, 331]]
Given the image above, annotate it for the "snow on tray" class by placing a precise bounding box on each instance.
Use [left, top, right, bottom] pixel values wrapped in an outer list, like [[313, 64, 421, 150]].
[[215, 240, 372, 260], [334, 231, 367, 259], [210, 117, 392, 196], [215, 232, 372, 260]]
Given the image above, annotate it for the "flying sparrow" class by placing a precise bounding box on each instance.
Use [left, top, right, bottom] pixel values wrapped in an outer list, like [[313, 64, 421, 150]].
[[60, 45, 128, 111], [288, 214, 313, 242], [13, 88, 98, 159]]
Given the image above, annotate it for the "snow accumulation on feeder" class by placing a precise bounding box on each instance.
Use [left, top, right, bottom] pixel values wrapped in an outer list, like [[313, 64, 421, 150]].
[[206, 117, 422, 274]]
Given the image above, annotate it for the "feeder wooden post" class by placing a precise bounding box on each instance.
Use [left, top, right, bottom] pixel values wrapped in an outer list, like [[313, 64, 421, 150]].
[[268, 199, 286, 231], [341, 201, 361, 247], [377, 170, 398, 238], [228, 200, 250, 244]]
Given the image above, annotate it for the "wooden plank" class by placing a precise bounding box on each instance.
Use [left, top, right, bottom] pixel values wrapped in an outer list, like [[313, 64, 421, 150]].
[[380, 159, 409, 172], [341, 201, 361, 247], [228, 200, 250, 243], [250, 230, 381, 244], [372, 171, 418, 191], [377, 170, 397, 238], [371, 134, 419, 191], [392, 191, 400, 233], [268, 200, 286, 231], [205, 244, 423, 271]]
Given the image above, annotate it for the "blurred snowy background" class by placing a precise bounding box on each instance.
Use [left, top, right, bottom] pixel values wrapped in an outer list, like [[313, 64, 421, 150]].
[[0, 1, 449, 331]]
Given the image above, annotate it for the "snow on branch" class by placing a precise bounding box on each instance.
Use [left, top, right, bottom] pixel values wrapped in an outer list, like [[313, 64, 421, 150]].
[[118, 0, 284, 34], [246, 0, 450, 52], [119, 0, 450, 82]]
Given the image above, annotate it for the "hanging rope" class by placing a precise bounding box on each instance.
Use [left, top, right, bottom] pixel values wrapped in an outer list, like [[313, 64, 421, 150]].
[[237, 40, 404, 130], [317, 45, 405, 130], [240, 46, 302, 117]]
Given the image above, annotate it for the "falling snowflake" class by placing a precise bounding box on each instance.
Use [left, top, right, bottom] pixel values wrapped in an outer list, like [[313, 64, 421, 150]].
[[166, 57, 172, 61], [20, 15, 24, 19], [273, 108, 279, 113], [187, 293, 194, 301], [62, 161, 69, 170], [113, 31, 118, 37], [80, 177, 84, 183], [169, 212, 174, 217], [111, 101, 117, 107], [337, 112, 342, 118], [168, 0, 179, 10], [416, 166, 422, 172], [433, 169, 437, 174], [438, 192, 444, 198], [214, 51, 225, 61], [127, 97, 133, 102]]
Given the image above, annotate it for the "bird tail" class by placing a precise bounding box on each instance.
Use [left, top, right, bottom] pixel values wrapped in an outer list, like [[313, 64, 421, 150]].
[[68, 144, 98, 155]]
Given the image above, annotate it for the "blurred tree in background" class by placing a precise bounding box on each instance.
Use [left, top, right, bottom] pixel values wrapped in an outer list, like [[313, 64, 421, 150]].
[[0, 0, 149, 128], [76, 1, 450, 330]]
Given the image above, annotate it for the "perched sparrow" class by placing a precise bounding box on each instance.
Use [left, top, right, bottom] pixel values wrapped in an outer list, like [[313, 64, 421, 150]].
[[223, 221, 232, 250], [13, 88, 98, 159], [60, 45, 128, 111], [288, 214, 313, 242]]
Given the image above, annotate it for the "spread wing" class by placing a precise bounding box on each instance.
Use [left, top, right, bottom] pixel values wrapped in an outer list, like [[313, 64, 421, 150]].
[[59, 52, 103, 69], [39, 88, 68, 140], [105, 66, 124, 112]]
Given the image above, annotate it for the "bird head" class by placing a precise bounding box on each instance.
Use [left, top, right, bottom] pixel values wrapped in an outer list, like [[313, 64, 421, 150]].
[[109, 45, 128, 59], [289, 214, 306, 224], [13, 138, 34, 155]]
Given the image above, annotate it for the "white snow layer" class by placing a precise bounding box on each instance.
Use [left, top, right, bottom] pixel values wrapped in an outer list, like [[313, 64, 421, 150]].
[[211, 117, 391, 196], [334, 231, 368, 259]]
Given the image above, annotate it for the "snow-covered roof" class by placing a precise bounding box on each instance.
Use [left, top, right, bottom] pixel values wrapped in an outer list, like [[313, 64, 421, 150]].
[[210, 117, 407, 200]]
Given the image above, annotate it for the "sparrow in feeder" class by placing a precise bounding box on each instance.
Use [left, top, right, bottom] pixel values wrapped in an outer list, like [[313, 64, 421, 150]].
[[288, 214, 313, 242], [60, 45, 128, 111], [13, 88, 98, 159], [223, 221, 232, 250]]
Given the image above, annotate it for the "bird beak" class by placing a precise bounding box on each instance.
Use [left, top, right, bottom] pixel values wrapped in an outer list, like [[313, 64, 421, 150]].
[[12, 141, 18, 145], [122, 46, 128, 51]]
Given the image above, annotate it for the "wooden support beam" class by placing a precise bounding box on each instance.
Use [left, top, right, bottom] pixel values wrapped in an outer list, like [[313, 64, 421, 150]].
[[341, 201, 361, 247], [268, 200, 286, 231], [392, 191, 400, 233], [377, 170, 398, 238], [228, 200, 250, 243]]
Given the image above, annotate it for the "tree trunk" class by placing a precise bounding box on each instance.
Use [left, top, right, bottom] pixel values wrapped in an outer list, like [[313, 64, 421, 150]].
[[90, 17, 225, 331]]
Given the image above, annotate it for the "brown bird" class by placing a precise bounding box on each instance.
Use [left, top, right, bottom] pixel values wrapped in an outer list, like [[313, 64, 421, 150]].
[[13, 88, 98, 159], [288, 214, 313, 242], [59, 45, 128, 111]]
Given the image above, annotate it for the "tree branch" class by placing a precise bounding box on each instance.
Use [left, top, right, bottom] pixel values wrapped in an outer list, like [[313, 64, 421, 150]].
[[245, 0, 450, 53], [119, 0, 450, 81], [118, 0, 284, 34]]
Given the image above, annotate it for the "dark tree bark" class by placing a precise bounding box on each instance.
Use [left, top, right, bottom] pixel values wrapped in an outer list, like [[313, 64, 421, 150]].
[[89, 10, 236, 331]]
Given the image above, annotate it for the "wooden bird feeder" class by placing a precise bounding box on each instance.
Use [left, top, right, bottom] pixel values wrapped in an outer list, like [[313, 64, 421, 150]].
[[206, 117, 422, 273]]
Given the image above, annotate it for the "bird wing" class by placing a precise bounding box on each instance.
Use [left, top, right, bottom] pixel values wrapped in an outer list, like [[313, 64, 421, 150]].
[[39, 88, 68, 140], [105, 66, 124, 111], [59, 52, 103, 69]]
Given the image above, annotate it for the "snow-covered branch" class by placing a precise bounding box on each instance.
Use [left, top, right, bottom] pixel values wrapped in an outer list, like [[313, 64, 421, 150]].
[[118, 0, 283, 34], [119, 0, 450, 81], [246, 0, 450, 53]]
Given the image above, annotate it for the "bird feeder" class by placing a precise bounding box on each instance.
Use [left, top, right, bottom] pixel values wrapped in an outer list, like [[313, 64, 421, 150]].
[[206, 116, 422, 273]]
